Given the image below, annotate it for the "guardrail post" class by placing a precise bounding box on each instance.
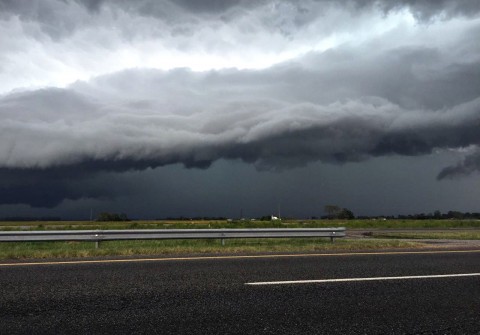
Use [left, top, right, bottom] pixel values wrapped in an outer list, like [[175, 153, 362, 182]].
[[221, 238, 225, 246], [94, 232, 100, 249]]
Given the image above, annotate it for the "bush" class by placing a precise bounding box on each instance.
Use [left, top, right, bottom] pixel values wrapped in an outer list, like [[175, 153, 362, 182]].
[[96, 212, 130, 222]]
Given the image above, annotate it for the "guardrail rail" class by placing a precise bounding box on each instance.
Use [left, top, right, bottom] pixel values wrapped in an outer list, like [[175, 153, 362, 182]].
[[0, 228, 346, 248]]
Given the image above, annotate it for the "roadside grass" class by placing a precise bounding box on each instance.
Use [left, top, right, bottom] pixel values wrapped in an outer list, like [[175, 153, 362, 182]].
[[1, 219, 480, 230], [0, 238, 421, 260], [371, 232, 480, 240]]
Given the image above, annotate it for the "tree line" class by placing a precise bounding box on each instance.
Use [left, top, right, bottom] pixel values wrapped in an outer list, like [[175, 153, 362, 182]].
[[396, 210, 480, 220], [1, 209, 480, 222]]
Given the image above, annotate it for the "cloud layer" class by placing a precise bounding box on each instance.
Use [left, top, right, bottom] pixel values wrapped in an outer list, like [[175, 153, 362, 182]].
[[2, 50, 479, 171], [1, 0, 479, 207]]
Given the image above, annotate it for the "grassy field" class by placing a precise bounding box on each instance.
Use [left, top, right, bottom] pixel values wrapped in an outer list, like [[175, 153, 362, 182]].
[[371, 232, 480, 240], [0, 238, 421, 260], [0, 219, 478, 260], [1, 219, 480, 230]]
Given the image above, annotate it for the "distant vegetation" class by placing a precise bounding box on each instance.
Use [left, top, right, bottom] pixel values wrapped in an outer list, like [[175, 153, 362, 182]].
[[396, 210, 480, 220], [323, 205, 355, 219], [96, 212, 130, 222], [1, 210, 479, 222], [161, 216, 227, 221]]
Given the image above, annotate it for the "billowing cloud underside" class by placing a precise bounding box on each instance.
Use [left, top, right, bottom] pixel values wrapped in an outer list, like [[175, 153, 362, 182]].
[[1, 0, 479, 207]]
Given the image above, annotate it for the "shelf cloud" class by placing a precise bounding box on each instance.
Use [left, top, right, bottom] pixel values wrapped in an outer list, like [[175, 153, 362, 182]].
[[0, 0, 479, 209]]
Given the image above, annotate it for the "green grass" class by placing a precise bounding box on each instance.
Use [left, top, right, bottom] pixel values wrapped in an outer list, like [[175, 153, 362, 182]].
[[0, 238, 421, 260], [2, 219, 480, 231], [371, 232, 480, 240]]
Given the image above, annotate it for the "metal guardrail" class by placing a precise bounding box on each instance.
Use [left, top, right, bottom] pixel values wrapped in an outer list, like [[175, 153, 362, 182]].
[[0, 228, 346, 248]]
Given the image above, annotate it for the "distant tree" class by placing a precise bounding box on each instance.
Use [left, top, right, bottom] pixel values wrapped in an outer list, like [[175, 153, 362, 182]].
[[97, 212, 111, 221], [97, 212, 130, 222], [324, 205, 342, 219], [338, 208, 355, 220], [447, 211, 464, 219], [324, 205, 354, 219], [119, 213, 129, 221]]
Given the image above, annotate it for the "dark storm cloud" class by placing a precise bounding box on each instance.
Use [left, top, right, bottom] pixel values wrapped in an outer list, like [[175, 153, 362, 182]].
[[378, 0, 480, 20], [0, 171, 98, 208], [2, 51, 479, 172], [171, 0, 480, 20], [1, 0, 479, 42], [1, 0, 479, 208], [0, 168, 105, 208], [2, 0, 479, 17], [437, 148, 480, 180], [0, 162, 138, 208]]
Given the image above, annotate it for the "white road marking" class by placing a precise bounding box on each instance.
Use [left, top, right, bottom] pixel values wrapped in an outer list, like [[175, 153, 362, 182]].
[[245, 273, 480, 285]]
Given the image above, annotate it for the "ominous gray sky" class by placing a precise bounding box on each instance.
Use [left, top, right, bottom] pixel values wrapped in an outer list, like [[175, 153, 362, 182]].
[[1, 0, 479, 219]]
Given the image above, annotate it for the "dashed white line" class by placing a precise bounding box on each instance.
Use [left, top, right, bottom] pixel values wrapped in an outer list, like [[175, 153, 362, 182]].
[[245, 273, 480, 285]]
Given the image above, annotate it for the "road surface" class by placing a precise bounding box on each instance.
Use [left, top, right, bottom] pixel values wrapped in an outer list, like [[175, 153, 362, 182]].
[[1, 250, 479, 334]]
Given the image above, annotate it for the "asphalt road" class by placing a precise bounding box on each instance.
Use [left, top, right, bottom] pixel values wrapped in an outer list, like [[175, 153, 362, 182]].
[[1, 250, 480, 334]]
